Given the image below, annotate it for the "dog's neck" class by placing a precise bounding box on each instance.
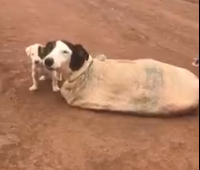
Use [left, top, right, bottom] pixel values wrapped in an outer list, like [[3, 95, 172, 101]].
[[68, 55, 93, 82]]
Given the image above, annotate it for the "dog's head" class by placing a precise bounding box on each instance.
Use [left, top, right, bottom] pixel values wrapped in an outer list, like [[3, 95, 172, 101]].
[[43, 40, 89, 71], [25, 44, 43, 64], [25, 43, 56, 65]]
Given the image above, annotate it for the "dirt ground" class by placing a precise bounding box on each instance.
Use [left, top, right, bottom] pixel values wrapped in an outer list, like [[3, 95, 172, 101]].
[[0, 0, 199, 169]]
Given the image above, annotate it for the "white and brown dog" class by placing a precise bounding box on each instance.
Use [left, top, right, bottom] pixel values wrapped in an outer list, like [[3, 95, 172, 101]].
[[25, 43, 62, 92]]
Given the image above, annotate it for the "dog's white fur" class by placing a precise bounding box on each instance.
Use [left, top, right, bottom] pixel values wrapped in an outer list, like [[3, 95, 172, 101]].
[[25, 44, 62, 92]]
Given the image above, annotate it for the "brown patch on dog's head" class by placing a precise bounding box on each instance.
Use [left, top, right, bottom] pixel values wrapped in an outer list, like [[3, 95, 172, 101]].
[[44, 41, 57, 56], [38, 46, 47, 59], [59, 40, 89, 71]]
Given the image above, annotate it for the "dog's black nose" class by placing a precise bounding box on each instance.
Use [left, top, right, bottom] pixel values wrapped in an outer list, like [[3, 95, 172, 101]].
[[44, 58, 54, 67], [34, 60, 40, 64]]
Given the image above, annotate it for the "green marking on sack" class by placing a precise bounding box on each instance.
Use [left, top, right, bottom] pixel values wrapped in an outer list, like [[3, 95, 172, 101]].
[[144, 66, 164, 91], [132, 66, 164, 109]]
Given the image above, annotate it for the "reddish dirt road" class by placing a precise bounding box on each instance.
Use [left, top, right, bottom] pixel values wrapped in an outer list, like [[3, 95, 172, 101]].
[[0, 0, 199, 169]]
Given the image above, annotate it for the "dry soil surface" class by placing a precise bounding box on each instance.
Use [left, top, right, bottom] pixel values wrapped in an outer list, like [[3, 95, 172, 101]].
[[0, 0, 199, 169]]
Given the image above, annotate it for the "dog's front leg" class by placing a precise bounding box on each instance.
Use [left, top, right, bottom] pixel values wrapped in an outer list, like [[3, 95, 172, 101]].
[[56, 72, 63, 81], [29, 65, 39, 91], [51, 71, 60, 92]]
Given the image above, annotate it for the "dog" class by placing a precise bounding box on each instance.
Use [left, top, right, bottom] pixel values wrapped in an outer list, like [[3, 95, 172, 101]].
[[25, 43, 62, 92], [42, 40, 199, 116]]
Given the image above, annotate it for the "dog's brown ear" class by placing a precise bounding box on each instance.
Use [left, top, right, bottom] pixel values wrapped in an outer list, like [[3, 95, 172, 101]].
[[38, 46, 46, 59], [69, 44, 89, 71], [44, 41, 56, 56]]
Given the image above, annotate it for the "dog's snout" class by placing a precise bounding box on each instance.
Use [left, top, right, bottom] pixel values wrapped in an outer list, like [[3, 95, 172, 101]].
[[34, 60, 40, 64], [44, 58, 54, 67]]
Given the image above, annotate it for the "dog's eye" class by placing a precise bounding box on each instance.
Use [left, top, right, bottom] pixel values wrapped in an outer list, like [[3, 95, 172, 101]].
[[63, 50, 68, 54]]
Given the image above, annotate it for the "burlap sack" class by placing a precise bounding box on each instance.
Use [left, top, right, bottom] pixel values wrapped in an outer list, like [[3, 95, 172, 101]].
[[61, 55, 199, 116]]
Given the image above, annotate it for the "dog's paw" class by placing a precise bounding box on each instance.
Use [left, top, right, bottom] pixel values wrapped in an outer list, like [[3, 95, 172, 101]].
[[52, 86, 60, 92], [29, 85, 38, 91], [39, 76, 46, 81]]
